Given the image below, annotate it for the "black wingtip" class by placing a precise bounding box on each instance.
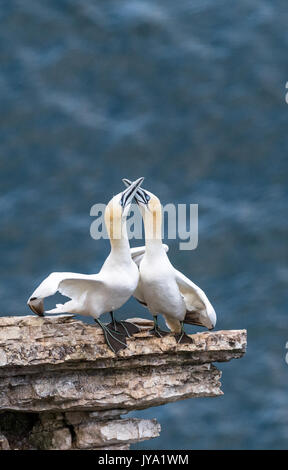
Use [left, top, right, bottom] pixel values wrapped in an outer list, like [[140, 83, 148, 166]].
[[28, 298, 45, 317]]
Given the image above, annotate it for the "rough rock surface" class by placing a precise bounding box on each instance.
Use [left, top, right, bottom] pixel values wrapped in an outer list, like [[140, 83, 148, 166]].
[[0, 315, 246, 449]]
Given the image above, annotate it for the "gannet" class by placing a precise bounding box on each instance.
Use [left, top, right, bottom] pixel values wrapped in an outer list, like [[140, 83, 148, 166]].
[[27, 177, 147, 353], [122, 179, 217, 343]]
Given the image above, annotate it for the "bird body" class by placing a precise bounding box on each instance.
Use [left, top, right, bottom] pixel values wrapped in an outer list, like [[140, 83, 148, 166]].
[[28, 209, 141, 320], [121, 181, 217, 337], [38, 254, 139, 318], [28, 175, 216, 352], [138, 244, 187, 330], [27, 178, 147, 352]]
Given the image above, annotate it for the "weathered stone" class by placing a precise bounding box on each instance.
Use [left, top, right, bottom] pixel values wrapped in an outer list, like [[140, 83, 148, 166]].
[[65, 409, 127, 425], [0, 433, 10, 450], [96, 444, 130, 450], [0, 315, 246, 449], [74, 418, 161, 449], [0, 411, 38, 449], [0, 316, 246, 375], [30, 425, 72, 451]]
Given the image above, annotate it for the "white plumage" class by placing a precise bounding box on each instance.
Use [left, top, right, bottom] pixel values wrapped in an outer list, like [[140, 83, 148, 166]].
[[28, 246, 158, 318], [27, 178, 147, 353], [126, 185, 216, 340]]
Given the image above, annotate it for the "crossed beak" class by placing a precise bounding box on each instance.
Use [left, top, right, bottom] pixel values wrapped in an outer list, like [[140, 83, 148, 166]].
[[122, 178, 150, 208], [120, 177, 145, 211]]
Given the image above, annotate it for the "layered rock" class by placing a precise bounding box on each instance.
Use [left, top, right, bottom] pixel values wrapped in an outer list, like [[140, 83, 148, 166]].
[[0, 315, 246, 449]]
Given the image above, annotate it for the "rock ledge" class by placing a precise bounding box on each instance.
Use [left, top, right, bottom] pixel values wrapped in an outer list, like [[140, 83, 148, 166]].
[[0, 315, 246, 449]]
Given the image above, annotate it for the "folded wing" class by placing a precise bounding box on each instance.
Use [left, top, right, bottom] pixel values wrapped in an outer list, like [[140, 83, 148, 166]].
[[175, 270, 216, 329], [27, 272, 99, 315], [58, 277, 104, 300]]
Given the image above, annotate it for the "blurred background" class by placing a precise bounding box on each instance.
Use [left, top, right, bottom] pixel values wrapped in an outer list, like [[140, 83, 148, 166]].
[[0, 0, 287, 449]]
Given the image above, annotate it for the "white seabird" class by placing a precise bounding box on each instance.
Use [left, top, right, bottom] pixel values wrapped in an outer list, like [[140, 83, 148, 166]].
[[27, 177, 148, 353], [122, 179, 217, 343]]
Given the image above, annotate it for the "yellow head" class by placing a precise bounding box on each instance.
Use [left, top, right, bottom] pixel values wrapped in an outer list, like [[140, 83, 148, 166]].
[[122, 179, 163, 240], [140, 191, 162, 240], [104, 177, 145, 241]]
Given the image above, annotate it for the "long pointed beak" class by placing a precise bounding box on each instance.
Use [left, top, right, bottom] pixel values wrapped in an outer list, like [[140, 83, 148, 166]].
[[122, 178, 132, 187], [122, 178, 150, 206], [120, 177, 144, 209]]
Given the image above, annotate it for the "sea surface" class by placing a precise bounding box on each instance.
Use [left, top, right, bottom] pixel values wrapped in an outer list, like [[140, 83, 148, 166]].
[[0, 0, 287, 449]]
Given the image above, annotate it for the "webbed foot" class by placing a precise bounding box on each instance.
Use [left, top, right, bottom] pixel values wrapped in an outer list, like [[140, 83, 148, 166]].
[[148, 315, 169, 338], [175, 322, 194, 344], [175, 332, 194, 344], [148, 326, 169, 338], [107, 320, 140, 337], [95, 319, 127, 354]]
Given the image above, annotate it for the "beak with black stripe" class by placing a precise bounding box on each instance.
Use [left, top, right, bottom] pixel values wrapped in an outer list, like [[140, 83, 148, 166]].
[[120, 177, 145, 212], [122, 178, 151, 208]]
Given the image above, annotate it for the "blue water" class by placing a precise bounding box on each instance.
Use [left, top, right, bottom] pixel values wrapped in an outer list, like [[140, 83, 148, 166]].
[[0, 0, 287, 449]]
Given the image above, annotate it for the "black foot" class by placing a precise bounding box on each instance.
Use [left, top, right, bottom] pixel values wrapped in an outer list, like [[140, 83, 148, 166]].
[[95, 320, 127, 354], [175, 332, 194, 344], [149, 327, 169, 338], [107, 320, 140, 338]]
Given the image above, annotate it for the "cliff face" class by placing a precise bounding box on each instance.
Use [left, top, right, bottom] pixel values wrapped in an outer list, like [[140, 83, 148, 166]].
[[0, 315, 246, 449]]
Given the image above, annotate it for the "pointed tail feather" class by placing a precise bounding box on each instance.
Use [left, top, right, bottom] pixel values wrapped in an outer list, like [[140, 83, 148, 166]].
[[184, 311, 207, 328]]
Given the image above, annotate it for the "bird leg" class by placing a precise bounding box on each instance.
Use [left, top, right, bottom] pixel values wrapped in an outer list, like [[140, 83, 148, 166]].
[[175, 321, 194, 344], [149, 316, 169, 338], [94, 318, 127, 354], [107, 311, 140, 338]]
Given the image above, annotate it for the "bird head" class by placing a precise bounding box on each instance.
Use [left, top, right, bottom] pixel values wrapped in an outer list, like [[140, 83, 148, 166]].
[[122, 178, 162, 239], [104, 177, 145, 240]]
